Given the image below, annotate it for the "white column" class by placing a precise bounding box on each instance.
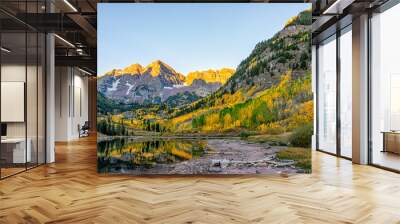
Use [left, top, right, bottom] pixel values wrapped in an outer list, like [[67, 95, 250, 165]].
[[352, 14, 369, 164], [46, 32, 55, 163]]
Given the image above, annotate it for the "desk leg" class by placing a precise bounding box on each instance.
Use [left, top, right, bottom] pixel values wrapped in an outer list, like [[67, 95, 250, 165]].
[[382, 133, 386, 153]]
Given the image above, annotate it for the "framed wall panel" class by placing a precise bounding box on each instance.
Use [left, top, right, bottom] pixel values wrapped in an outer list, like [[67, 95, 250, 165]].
[[1, 82, 25, 122]]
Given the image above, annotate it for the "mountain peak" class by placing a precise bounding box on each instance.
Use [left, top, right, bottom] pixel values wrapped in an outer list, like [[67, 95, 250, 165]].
[[152, 59, 163, 65], [104, 63, 143, 77], [145, 60, 178, 77], [122, 63, 143, 74]]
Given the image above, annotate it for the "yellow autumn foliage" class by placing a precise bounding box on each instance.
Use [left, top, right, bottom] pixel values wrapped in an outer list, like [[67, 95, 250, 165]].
[[185, 68, 235, 85], [185, 71, 313, 134]]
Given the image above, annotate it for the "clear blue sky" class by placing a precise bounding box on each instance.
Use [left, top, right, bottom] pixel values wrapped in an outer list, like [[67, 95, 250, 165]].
[[98, 3, 310, 76]]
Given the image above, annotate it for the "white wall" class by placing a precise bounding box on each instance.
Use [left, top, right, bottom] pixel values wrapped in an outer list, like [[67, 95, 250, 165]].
[[72, 73, 89, 138], [55, 67, 69, 141], [55, 67, 89, 141], [1, 65, 30, 138]]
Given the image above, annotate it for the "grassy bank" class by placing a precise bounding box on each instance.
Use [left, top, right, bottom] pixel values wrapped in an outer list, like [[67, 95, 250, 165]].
[[246, 133, 291, 146], [276, 147, 311, 172]]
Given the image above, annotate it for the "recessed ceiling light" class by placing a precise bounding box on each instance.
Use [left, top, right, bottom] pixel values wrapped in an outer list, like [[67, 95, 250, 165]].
[[322, 0, 354, 15], [78, 67, 92, 76], [63, 0, 78, 12], [54, 34, 75, 48], [1, 47, 11, 53]]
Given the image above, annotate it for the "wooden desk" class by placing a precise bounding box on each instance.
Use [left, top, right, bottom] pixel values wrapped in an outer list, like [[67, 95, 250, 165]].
[[1, 138, 31, 163], [382, 131, 400, 154]]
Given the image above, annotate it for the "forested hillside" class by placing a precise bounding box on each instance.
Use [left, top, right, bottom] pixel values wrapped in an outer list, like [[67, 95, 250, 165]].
[[168, 10, 312, 121], [156, 10, 313, 134]]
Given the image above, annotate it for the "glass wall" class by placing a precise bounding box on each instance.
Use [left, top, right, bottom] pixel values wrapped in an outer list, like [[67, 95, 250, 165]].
[[370, 3, 400, 171], [339, 26, 352, 158], [0, 31, 28, 177], [316, 24, 353, 159], [317, 35, 337, 154], [0, 2, 46, 179]]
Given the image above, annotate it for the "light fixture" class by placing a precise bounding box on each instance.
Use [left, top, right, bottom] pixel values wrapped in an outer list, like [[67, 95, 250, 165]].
[[54, 34, 75, 48], [63, 0, 78, 12], [1, 47, 11, 53], [322, 0, 354, 15], [78, 67, 92, 76], [76, 48, 86, 56]]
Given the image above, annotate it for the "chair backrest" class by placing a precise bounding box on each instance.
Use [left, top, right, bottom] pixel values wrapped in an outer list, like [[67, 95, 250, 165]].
[[82, 121, 90, 129]]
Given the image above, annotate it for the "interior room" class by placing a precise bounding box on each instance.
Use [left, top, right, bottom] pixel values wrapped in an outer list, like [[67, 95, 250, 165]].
[[1, 0, 400, 223], [0, 0, 96, 179], [0, 11, 46, 178]]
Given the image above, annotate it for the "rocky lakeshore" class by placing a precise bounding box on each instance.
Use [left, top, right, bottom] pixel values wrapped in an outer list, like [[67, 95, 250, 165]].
[[168, 139, 299, 175]]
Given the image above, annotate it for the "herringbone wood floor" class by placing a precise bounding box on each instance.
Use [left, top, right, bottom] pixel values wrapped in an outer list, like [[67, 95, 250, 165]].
[[1, 135, 400, 224]]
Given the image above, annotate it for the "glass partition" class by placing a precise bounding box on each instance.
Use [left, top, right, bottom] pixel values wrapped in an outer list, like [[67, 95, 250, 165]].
[[1, 31, 28, 177], [317, 35, 337, 154], [0, 1, 46, 179], [370, 3, 400, 171], [339, 26, 352, 158]]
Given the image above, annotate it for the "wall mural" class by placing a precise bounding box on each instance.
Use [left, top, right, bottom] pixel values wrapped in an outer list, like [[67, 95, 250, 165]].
[[97, 3, 313, 175]]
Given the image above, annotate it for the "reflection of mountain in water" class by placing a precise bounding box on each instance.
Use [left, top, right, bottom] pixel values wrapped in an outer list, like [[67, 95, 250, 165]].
[[97, 138, 207, 173]]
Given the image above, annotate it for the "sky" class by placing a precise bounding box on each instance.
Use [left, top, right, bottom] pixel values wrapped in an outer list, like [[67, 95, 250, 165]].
[[98, 3, 310, 76]]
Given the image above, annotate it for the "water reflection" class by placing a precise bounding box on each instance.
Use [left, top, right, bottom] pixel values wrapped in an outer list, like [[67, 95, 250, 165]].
[[97, 138, 207, 174]]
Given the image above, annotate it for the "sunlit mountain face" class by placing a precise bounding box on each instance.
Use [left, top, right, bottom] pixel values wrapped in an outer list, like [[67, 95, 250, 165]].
[[97, 60, 235, 105], [185, 68, 235, 85]]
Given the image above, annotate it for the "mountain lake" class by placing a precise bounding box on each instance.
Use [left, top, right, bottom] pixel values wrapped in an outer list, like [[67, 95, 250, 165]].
[[97, 137, 302, 175]]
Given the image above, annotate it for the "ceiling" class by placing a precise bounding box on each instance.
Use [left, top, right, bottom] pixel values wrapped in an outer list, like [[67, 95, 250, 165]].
[[1, 0, 312, 75], [311, 0, 392, 43]]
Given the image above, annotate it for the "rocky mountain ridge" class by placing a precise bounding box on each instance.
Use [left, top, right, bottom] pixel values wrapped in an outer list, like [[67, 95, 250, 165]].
[[98, 60, 234, 104], [185, 68, 235, 85]]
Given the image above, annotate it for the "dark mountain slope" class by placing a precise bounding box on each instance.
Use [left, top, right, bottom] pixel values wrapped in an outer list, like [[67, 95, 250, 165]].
[[223, 10, 311, 94]]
